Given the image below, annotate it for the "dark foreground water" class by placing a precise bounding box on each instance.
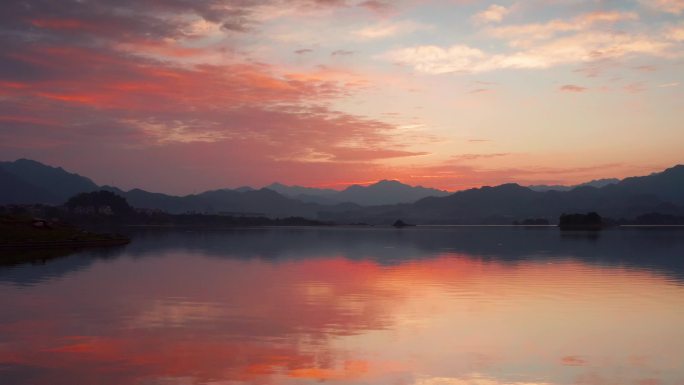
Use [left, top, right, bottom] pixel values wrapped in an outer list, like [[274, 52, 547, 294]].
[[1, 226, 684, 385]]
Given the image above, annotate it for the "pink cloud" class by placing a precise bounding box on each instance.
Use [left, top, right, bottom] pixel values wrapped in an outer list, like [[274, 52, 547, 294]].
[[559, 84, 588, 93], [449, 153, 510, 161], [468, 88, 494, 94], [358, 0, 395, 15]]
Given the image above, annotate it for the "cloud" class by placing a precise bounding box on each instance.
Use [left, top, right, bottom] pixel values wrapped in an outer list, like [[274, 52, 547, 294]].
[[2, 0, 355, 48], [328, 147, 428, 161], [561, 355, 587, 366], [573, 57, 620, 78], [665, 24, 684, 41], [559, 84, 588, 93], [383, 16, 676, 74], [4, 0, 259, 44], [383, 44, 487, 74], [658, 82, 680, 87], [357, 0, 394, 14], [332, 49, 355, 56], [472, 4, 510, 24], [354, 20, 430, 40], [633, 65, 657, 72], [640, 0, 684, 14], [468, 88, 494, 94], [413, 375, 552, 385], [450, 153, 510, 161], [486, 11, 640, 44], [624, 82, 646, 93], [295, 48, 314, 54], [580, 10, 640, 24]]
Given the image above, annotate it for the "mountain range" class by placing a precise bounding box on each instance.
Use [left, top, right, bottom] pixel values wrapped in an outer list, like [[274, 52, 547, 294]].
[[0, 159, 443, 214], [528, 178, 621, 192], [323, 166, 684, 224], [1, 158, 683, 224], [264, 181, 450, 205], [0, 159, 99, 204]]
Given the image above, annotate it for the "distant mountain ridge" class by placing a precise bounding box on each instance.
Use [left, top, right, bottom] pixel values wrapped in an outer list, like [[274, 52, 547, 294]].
[[324, 165, 684, 224], [0, 166, 56, 204], [0, 159, 98, 204], [528, 178, 620, 192], [1, 158, 683, 224], [100, 185, 359, 217], [266, 180, 450, 205], [265, 183, 340, 205]]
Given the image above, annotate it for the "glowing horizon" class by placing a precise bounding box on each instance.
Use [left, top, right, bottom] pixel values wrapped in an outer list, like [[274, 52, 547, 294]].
[[1, 0, 683, 194]]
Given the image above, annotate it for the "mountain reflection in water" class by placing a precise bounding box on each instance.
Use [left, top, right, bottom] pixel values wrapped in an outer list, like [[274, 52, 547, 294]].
[[1, 227, 683, 385]]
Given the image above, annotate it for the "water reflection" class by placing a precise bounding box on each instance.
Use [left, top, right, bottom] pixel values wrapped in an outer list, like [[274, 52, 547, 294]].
[[0, 227, 683, 385]]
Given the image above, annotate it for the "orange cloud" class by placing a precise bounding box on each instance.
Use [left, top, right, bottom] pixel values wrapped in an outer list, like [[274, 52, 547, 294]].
[[287, 360, 370, 380], [472, 4, 510, 24], [561, 355, 587, 366]]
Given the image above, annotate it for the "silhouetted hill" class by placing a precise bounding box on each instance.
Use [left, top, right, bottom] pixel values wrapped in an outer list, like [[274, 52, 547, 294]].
[[0, 167, 56, 204], [323, 166, 684, 224], [101, 186, 186, 211], [2, 159, 683, 224], [529, 178, 620, 192], [0, 159, 98, 203], [606, 165, 684, 204], [266, 180, 450, 205], [0, 159, 358, 217], [338, 180, 450, 205], [100, 185, 360, 218], [265, 183, 340, 204]]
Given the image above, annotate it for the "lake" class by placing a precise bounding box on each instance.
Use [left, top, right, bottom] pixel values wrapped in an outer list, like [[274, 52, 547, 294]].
[[1, 226, 684, 385]]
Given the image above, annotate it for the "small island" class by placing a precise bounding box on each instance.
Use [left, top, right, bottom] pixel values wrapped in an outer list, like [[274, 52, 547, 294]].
[[393, 219, 416, 228], [558, 212, 604, 230]]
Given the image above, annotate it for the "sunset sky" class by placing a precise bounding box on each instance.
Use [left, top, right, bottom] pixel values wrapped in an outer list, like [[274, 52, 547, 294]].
[[1, 0, 683, 194]]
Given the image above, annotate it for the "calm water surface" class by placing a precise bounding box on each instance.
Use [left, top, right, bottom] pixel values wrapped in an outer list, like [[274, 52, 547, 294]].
[[1, 227, 684, 385]]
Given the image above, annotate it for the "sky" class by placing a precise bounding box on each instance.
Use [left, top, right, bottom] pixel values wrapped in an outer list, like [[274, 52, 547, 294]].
[[0, 0, 682, 194]]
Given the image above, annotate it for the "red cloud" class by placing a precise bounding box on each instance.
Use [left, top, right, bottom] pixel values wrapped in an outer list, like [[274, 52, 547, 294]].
[[0, 33, 425, 192]]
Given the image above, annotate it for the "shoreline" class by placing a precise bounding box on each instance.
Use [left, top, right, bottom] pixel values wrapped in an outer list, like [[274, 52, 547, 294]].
[[0, 237, 130, 250]]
